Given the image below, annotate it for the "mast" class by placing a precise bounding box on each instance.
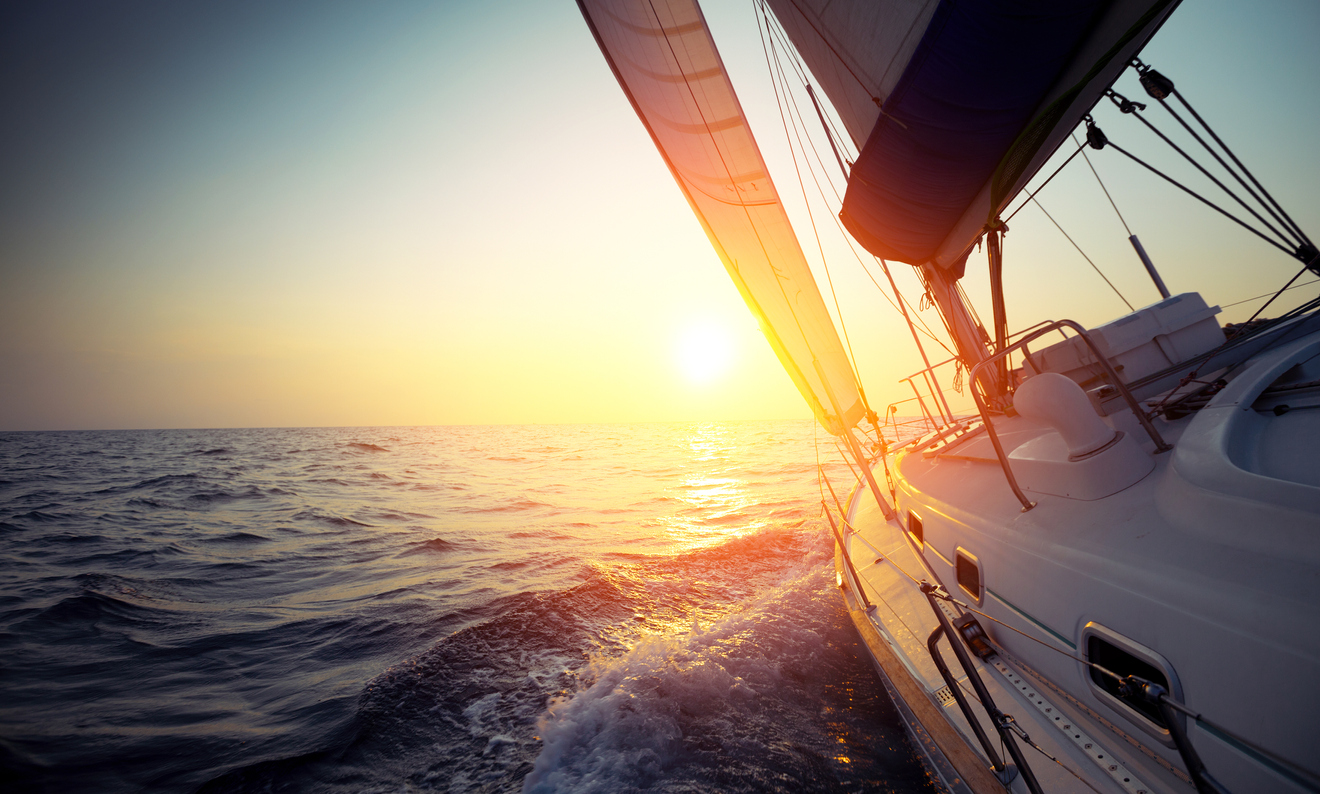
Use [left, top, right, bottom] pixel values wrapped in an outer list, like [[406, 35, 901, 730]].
[[918, 262, 1004, 404]]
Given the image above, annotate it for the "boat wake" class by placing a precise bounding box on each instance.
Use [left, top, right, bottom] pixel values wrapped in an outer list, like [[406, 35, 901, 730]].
[[200, 524, 933, 793]]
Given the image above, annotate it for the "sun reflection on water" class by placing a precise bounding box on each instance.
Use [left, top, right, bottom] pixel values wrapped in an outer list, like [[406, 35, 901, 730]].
[[660, 424, 763, 552]]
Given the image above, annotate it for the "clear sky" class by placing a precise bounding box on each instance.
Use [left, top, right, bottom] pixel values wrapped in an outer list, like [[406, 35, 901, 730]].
[[1, 0, 1317, 431]]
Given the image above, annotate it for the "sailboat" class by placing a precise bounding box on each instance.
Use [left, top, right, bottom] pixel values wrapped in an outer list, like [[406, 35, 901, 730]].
[[577, 1, 1320, 792]]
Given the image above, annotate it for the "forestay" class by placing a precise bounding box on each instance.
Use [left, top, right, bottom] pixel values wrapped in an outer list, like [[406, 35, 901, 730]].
[[767, 0, 1180, 271], [578, 0, 866, 435]]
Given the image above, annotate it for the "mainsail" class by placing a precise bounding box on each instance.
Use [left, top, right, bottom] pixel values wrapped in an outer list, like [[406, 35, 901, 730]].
[[578, 0, 866, 435], [767, 0, 1180, 270]]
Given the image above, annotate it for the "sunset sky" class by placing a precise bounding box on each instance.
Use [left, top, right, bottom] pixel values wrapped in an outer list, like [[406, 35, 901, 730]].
[[1, 0, 1317, 431]]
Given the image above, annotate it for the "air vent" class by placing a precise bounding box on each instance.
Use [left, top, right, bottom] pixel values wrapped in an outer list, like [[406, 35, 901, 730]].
[[955, 548, 981, 604], [907, 511, 923, 545]]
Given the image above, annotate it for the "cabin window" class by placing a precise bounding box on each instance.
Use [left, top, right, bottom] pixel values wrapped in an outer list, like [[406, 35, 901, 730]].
[[955, 548, 981, 603], [907, 511, 923, 545], [1082, 623, 1181, 740]]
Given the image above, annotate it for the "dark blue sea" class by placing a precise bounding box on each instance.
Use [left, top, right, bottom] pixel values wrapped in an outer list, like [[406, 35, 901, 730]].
[[0, 421, 936, 793]]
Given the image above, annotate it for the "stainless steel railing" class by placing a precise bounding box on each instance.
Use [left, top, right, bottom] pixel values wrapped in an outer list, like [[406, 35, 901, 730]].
[[967, 319, 1172, 512]]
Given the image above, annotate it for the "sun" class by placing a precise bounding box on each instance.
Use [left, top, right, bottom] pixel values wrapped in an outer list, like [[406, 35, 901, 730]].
[[675, 321, 734, 384]]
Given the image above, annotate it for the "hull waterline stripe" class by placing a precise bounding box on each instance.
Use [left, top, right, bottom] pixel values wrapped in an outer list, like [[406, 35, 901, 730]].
[[1199, 721, 1319, 791], [988, 587, 1075, 650]]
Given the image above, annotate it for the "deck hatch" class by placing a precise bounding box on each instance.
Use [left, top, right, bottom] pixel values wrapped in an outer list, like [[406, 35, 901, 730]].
[[954, 547, 982, 604]]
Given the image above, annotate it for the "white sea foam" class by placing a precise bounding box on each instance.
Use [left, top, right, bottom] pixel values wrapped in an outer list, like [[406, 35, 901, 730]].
[[521, 560, 830, 794]]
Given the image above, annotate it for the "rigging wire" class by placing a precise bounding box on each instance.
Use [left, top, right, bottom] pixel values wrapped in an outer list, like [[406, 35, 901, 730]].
[[1127, 60, 1311, 249], [929, 585, 1320, 791], [758, 5, 953, 355], [1071, 131, 1133, 236], [1101, 64, 1320, 329], [758, 2, 959, 403], [761, 10, 856, 157], [1108, 90, 1300, 251], [1159, 76, 1312, 247], [761, 11, 852, 198], [758, 4, 870, 410], [1002, 139, 1089, 224], [843, 525, 1320, 793], [758, 5, 956, 359], [1219, 277, 1320, 310], [1103, 138, 1298, 258], [766, 0, 878, 105], [1031, 197, 1134, 311], [1241, 263, 1316, 327]]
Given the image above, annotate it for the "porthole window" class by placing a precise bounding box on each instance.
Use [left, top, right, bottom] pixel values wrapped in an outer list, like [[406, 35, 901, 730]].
[[1082, 623, 1182, 742], [954, 548, 982, 604], [907, 511, 923, 546]]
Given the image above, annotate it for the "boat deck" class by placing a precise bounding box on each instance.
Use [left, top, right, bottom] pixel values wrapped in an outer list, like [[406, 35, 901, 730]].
[[840, 477, 1189, 794]]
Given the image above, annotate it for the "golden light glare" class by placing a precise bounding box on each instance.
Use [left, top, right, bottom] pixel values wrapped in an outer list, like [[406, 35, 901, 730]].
[[675, 321, 734, 384]]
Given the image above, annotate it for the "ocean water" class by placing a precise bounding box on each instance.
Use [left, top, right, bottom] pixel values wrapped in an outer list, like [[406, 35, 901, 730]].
[[0, 421, 936, 793]]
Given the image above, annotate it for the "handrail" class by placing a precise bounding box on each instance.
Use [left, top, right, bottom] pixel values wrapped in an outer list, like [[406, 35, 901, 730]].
[[922, 584, 1043, 793], [968, 319, 1172, 512], [899, 354, 962, 430], [927, 626, 1008, 776], [898, 376, 939, 430]]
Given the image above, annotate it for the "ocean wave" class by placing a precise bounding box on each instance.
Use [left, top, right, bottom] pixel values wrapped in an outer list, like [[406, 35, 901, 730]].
[[27, 589, 173, 631], [397, 537, 457, 556], [0, 421, 927, 793], [76, 572, 189, 603], [132, 473, 201, 489], [11, 509, 76, 523], [370, 509, 436, 522], [291, 509, 373, 528], [459, 497, 554, 514], [522, 559, 926, 794], [199, 531, 270, 544], [126, 496, 175, 509], [184, 487, 267, 506]]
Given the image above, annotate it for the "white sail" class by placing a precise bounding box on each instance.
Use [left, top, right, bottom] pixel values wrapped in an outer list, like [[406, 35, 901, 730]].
[[578, 0, 866, 435]]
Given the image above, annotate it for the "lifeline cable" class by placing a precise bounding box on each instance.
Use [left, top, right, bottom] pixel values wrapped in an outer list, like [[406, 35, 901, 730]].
[[760, 13, 867, 395]]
